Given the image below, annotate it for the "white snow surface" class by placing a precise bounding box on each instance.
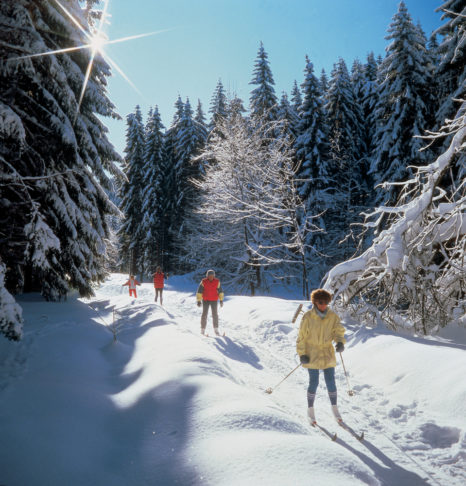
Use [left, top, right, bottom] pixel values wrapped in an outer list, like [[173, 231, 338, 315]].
[[1, 273, 465, 486]]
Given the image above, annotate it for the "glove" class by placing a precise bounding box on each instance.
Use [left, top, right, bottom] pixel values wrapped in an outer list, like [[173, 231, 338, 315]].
[[300, 355, 310, 364], [220, 301, 223, 308], [197, 301, 201, 307], [335, 342, 344, 353]]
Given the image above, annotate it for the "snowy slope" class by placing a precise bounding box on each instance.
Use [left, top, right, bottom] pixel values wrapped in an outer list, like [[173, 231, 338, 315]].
[[0, 273, 465, 486]]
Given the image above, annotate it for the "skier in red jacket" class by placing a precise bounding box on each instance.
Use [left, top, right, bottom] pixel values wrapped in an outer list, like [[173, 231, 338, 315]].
[[122, 275, 140, 298], [152, 266, 167, 304], [196, 269, 224, 335]]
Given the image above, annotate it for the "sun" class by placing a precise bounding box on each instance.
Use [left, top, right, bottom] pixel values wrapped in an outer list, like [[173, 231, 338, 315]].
[[90, 33, 106, 53], [9, 0, 173, 116]]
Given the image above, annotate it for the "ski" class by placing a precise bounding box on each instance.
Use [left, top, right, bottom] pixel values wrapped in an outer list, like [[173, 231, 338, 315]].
[[310, 422, 338, 441], [338, 420, 365, 441]]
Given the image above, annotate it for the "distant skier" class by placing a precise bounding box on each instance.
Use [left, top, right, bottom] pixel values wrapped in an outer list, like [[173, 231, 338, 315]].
[[122, 275, 140, 298], [196, 269, 224, 335], [296, 288, 346, 425], [152, 266, 167, 304]]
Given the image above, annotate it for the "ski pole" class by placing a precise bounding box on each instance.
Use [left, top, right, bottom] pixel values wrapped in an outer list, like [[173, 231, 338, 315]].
[[291, 303, 304, 324], [265, 363, 301, 394], [339, 352, 355, 396]]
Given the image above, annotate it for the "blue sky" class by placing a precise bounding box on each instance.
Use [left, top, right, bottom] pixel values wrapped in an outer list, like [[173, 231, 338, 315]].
[[101, 0, 443, 155]]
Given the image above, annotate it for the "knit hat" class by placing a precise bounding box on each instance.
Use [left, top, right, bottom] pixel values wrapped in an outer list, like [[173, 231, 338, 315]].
[[206, 269, 215, 277]]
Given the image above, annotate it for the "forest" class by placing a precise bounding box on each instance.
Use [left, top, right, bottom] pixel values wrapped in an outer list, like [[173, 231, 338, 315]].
[[0, 0, 464, 340]]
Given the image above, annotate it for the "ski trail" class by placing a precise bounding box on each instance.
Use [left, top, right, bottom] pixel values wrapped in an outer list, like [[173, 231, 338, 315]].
[[89, 278, 464, 486]]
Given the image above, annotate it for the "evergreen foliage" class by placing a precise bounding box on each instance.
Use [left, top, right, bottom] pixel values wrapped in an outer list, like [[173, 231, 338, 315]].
[[140, 106, 165, 275], [371, 1, 433, 205], [249, 42, 278, 122], [434, 0, 466, 126], [294, 56, 330, 204], [209, 79, 228, 131], [118, 106, 145, 276], [0, 0, 121, 324], [323, 58, 367, 262], [277, 92, 300, 139]]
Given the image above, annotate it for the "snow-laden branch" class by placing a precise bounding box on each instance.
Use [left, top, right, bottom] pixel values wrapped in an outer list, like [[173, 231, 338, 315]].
[[324, 118, 466, 335]]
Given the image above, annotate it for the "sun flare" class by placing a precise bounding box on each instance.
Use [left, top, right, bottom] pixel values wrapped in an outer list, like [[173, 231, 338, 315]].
[[90, 33, 106, 53], [8, 0, 172, 117]]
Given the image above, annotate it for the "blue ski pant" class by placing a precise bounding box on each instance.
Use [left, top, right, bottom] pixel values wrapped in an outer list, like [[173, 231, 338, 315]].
[[307, 368, 336, 394]]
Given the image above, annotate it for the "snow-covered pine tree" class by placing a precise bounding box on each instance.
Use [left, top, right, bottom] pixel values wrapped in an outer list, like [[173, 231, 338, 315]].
[[175, 98, 205, 213], [0, 0, 122, 312], [433, 1, 466, 134], [351, 58, 373, 203], [294, 56, 330, 207], [194, 99, 208, 175], [324, 57, 366, 263], [167, 98, 206, 271], [160, 97, 185, 270], [360, 52, 379, 158], [119, 106, 146, 276], [370, 1, 433, 206], [249, 42, 278, 123], [290, 80, 303, 115], [209, 79, 228, 132], [320, 69, 329, 96], [140, 106, 165, 276], [194, 99, 208, 142], [277, 91, 300, 140]]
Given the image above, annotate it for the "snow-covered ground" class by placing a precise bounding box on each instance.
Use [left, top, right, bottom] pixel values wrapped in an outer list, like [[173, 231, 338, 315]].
[[1, 273, 465, 486]]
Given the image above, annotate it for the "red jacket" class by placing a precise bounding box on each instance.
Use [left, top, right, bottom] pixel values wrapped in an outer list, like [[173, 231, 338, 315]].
[[197, 277, 224, 302], [153, 272, 165, 289]]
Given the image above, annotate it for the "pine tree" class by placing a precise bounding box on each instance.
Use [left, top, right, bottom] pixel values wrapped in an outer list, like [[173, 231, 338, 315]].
[[434, 1, 466, 128], [194, 99, 208, 140], [325, 57, 366, 262], [0, 0, 122, 311], [167, 98, 206, 271], [160, 97, 185, 270], [290, 80, 303, 114], [249, 42, 278, 122], [277, 91, 299, 139], [326, 58, 365, 185], [119, 106, 146, 276], [351, 57, 373, 187], [371, 1, 433, 205], [209, 79, 228, 131], [320, 69, 329, 96], [140, 106, 165, 275], [361, 52, 379, 157], [295, 56, 330, 203]]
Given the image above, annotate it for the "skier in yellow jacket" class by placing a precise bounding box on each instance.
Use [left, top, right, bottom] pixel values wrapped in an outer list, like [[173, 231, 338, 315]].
[[296, 288, 346, 425]]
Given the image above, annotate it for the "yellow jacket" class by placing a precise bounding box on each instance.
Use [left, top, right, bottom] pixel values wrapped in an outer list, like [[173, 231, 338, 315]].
[[296, 307, 346, 369]]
